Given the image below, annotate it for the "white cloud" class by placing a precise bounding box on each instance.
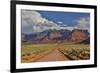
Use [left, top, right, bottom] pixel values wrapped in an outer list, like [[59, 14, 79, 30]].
[[22, 10, 43, 25], [60, 26, 74, 31], [74, 17, 90, 32], [57, 21, 63, 24], [22, 10, 61, 33]]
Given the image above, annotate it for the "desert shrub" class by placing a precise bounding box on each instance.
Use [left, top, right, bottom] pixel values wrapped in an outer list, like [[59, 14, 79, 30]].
[[59, 47, 90, 60]]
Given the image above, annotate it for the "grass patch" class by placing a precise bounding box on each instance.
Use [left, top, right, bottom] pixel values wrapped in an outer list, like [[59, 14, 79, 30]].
[[21, 43, 56, 55]]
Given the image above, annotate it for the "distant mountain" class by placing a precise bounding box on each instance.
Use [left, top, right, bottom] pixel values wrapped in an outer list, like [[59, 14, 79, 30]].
[[48, 29, 71, 40], [22, 33, 36, 42], [70, 29, 89, 43], [22, 29, 89, 44]]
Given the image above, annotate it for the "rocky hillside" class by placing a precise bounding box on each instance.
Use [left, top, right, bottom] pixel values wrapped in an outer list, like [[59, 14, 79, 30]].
[[22, 29, 89, 44], [70, 29, 89, 43]]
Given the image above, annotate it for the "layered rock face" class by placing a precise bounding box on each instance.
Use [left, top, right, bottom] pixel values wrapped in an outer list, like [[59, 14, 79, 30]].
[[22, 29, 89, 44], [70, 29, 89, 43]]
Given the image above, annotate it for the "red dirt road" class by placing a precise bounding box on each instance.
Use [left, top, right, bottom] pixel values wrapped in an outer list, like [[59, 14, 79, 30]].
[[36, 44, 69, 62]]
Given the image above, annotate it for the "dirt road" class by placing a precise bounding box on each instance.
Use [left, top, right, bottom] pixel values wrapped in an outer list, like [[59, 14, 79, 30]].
[[36, 44, 69, 62]]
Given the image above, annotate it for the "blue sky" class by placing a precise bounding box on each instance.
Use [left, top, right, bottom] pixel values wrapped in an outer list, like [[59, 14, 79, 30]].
[[21, 10, 90, 34], [39, 11, 90, 26]]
